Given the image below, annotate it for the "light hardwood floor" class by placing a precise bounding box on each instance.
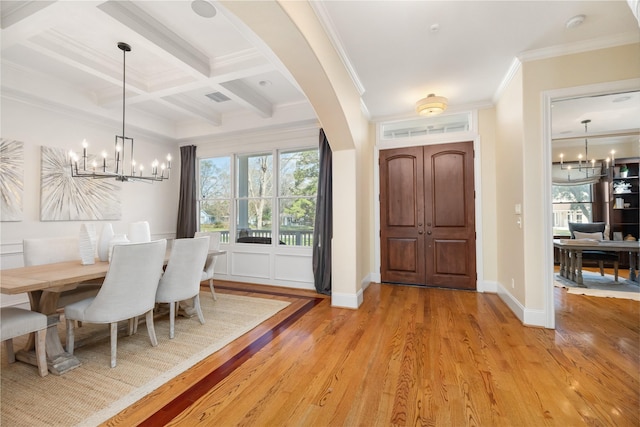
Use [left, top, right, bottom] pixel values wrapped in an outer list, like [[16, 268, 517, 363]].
[[104, 275, 639, 426]]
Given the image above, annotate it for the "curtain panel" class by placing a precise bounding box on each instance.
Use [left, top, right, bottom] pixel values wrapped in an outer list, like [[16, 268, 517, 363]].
[[176, 145, 197, 239], [552, 163, 603, 186], [312, 129, 333, 295]]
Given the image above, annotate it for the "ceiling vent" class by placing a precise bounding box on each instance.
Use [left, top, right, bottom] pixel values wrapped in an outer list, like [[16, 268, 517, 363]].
[[205, 91, 231, 102]]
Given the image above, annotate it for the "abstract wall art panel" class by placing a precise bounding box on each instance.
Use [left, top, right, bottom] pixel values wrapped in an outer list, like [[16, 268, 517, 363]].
[[40, 146, 121, 221], [0, 139, 24, 221]]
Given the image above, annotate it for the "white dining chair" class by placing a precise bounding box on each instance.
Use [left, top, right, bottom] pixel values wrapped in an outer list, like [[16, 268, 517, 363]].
[[64, 239, 167, 368], [194, 231, 222, 300], [1, 307, 49, 376], [155, 237, 209, 339]]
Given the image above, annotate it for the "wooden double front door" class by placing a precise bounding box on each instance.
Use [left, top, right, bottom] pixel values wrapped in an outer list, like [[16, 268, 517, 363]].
[[379, 142, 476, 290]]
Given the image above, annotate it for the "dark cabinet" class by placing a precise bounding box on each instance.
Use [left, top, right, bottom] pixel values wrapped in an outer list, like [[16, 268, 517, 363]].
[[609, 158, 639, 240], [608, 158, 639, 268]]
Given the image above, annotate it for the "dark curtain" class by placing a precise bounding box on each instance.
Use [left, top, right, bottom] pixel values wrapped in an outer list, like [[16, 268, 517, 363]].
[[176, 145, 197, 238], [312, 129, 333, 295]]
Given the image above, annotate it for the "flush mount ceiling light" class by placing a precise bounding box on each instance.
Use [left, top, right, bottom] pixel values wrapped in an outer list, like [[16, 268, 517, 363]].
[[191, 0, 217, 18], [415, 94, 448, 116]]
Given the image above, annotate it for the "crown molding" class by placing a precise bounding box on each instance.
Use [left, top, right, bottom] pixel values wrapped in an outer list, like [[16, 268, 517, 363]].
[[309, 1, 366, 97], [493, 57, 522, 105], [518, 32, 640, 63]]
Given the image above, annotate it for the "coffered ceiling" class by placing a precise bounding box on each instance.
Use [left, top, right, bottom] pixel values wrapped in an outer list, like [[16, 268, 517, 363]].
[[1, 1, 639, 143]]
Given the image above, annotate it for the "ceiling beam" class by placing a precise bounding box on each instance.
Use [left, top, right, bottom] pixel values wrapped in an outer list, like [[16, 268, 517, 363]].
[[97, 0, 210, 78], [220, 80, 272, 118]]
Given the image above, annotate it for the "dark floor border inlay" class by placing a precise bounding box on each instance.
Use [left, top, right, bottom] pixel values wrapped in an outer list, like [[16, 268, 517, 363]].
[[137, 290, 324, 426]]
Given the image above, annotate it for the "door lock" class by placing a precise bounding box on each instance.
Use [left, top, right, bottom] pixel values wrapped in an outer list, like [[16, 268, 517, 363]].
[[418, 230, 424, 234]]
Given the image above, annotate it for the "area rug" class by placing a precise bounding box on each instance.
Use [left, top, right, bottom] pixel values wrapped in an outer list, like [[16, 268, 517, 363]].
[[1, 292, 290, 427], [554, 272, 640, 301]]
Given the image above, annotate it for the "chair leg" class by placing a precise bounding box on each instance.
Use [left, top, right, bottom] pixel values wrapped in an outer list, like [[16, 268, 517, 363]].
[[194, 294, 205, 325], [35, 328, 48, 377], [169, 302, 176, 339], [598, 261, 604, 276], [110, 322, 118, 368], [128, 318, 135, 336], [66, 319, 75, 354], [145, 310, 158, 347], [209, 279, 217, 301], [5, 339, 15, 363]]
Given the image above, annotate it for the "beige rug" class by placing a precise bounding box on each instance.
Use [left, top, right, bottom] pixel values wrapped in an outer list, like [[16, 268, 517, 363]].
[[554, 272, 640, 301], [1, 292, 289, 427]]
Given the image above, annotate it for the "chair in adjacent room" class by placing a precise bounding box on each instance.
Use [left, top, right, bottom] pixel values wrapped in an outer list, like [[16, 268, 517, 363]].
[[64, 239, 167, 368], [194, 231, 222, 300], [1, 307, 49, 376], [155, 237, 209, 339], [568, 222, 619, 281]]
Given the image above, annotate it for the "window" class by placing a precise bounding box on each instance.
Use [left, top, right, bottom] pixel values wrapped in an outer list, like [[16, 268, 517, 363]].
[[199, 147, 318, 246], [552, 183, 593, 236], [278, 149, 318, 246], [198, 156, 231, 243], [236, 153, 273, 242]]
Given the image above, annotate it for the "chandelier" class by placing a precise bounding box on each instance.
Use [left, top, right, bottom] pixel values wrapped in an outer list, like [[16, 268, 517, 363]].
[[69, 42, 171, 182], [558, 119, 614, 181]]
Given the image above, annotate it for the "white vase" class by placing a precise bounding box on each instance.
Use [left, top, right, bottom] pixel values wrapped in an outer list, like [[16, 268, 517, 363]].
[[79, 224, 96, 265], [108, 234, 130, 263], [128, 221, 151, 243], [98, 223, 114, 262]]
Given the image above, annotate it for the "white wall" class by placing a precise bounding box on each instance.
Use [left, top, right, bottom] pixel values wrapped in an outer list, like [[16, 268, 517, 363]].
[[1, 97, 180, 306]]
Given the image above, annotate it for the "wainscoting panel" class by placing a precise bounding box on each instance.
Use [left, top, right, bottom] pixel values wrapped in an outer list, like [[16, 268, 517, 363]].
[[274, 253, 313, 283], [231, 252, 271, 279]]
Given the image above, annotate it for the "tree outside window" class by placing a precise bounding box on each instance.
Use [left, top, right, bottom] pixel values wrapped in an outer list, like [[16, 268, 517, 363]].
[[552, 183, 593, 236], [198, 157, 231, 242], [279, 149, 318, 246], [236, 153, 273, 241]]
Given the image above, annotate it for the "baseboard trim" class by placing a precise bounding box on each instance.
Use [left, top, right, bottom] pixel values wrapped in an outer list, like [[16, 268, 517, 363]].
[[496, 281, 547, 328], [331, 288, 363, 309], [479, 280, 498, 293]]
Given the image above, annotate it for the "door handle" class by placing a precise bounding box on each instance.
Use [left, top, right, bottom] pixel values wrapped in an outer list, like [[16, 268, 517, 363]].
[[418, 230, 424, 234], [427, 222, 432, 227], [427, 231, 432, 235]]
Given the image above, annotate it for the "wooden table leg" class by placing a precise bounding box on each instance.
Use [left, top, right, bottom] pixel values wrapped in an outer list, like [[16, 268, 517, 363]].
[[629, 251, 638, 283], [559, 248, 566, 278], [15, 290, 81, 375], [569, 250, 575, 282], [575, 251, 584, 285]]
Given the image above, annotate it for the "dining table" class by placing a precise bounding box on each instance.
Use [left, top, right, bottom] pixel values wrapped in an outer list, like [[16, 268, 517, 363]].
[[553, 239, 640, 285], [0, 249, 226, 375]]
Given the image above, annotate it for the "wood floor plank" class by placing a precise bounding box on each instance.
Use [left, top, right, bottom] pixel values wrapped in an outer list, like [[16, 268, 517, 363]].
[[102, 276, 639, 427]]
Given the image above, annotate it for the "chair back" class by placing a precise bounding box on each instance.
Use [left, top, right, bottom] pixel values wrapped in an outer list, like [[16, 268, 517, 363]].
[[84, 239, 167, 322], [568, 222, 606, 239], [195, 231, 221, 277], [23, 237, 79, 266], [128, 221, 151, 243], [156, 237, 209, 303], [195, 231, 221, 251]]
